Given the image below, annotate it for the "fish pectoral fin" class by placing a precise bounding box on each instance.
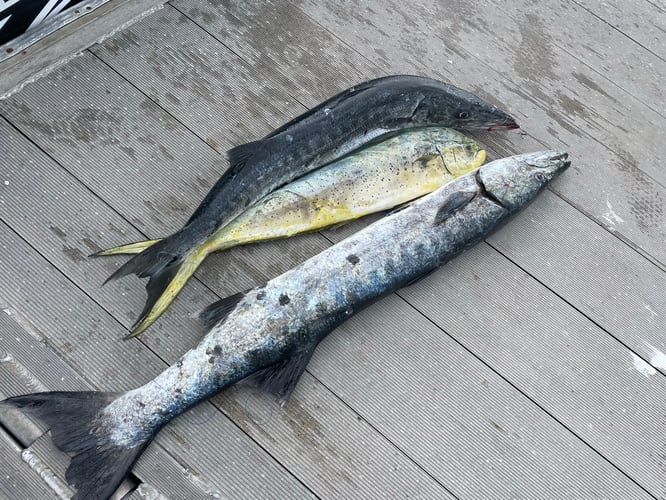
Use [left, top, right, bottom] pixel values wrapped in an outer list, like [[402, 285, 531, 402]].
[[227, 139, 267, 174], [434, 190, 476, 224], [196, 291, 246, 331], [243, 344, 318, 402]]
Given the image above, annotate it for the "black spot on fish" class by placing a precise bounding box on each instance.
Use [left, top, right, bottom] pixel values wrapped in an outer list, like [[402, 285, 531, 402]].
[[209, 357, 216, 364], [174, 388, 182, 394], [205, 345, 223, 357], [347, 254, 360, 265], [257, 290, 266, 300], [279, 293, 291, 305]]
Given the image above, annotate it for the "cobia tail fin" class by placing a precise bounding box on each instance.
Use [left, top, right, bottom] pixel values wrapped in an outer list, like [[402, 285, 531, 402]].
[[1, 392, 153, 500], [91, 238, 161, 257]]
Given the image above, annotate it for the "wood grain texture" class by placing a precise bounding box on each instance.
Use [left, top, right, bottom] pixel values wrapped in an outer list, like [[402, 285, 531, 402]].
[[0, 428, 61, 500], [573, 0, 666, 60], [487, 190, 666, 372]]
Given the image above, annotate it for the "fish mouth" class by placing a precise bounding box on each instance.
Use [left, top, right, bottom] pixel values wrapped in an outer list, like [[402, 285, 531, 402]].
[[487, 120, 520, 131]]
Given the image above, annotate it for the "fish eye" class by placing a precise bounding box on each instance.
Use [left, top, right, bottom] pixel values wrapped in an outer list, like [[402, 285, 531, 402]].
[[458, 111, 469, 119]]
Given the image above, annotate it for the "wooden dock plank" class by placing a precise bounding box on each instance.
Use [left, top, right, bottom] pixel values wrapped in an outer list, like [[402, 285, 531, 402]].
[[399, 243, 666, 495], [0, 429, 60, 500], [308, 294, 653, 499], [574, 0, 666, 59], [488, 190, 666, 370]]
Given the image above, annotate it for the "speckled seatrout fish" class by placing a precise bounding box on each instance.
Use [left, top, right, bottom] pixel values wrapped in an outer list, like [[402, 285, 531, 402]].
[[1, 151, 567, 500], [96, 128, 486, 335], [101, 75, 518, 336]]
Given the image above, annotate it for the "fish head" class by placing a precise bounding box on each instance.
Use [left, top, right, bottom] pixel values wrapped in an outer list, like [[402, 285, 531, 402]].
[[423, 128, 487, 176], [478, 151, 570, 211], [412, 85, 519, 131]]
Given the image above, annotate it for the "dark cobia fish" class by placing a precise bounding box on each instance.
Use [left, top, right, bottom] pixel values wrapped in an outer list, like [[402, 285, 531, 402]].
[[101, 75, 519, 336], [1, 151, 567, 500]]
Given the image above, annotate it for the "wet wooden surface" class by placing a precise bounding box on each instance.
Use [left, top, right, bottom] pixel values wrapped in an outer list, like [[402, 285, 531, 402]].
[[0, 0, 664, 498]]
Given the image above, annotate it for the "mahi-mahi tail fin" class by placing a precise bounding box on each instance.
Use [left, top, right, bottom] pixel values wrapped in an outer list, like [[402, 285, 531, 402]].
[[91, 238, 162, 257], [102, 232, 209, 337], [126, 246, 209, 338], [1, 391, 154, 500]]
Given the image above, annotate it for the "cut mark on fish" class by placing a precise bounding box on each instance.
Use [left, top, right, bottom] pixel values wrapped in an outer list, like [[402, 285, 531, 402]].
[[475, 170, 506, 209], [602, 195, 625, 227], [630, 353, 656, 378]]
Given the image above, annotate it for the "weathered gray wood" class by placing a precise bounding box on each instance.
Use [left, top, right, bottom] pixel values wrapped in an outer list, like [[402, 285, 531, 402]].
[[309, 294, 652, 499], [0, 0, 169, 98], [250, 0, 666, 267], [574, 0, 666, 60], [168, 0, 379, 110], [216, 375, 457, 499], [0, 428, 60, 500], [1, 0, 664, 498], [89, 3, 333, 148], [488, 190, 666, 371], [398, 242, 666, 495], [0, 51, 221, 238]]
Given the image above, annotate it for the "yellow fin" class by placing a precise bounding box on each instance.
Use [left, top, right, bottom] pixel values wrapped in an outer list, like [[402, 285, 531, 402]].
[[92, 239, 162, 257], [125, 246, 209, 338]]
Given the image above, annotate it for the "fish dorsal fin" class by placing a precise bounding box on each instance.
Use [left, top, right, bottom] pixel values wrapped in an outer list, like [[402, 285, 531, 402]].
[[197, 291, 246, 330], [264, 81, 378, 139], [226, 139, 266, 174], [243, 343, 318, 401], [434, 190, 476, 224]]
